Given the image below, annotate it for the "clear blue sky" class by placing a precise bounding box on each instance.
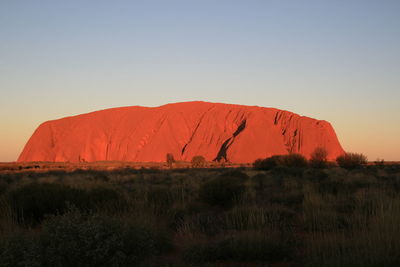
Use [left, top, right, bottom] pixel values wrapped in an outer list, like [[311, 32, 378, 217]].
[[1, 0, 399, 161]]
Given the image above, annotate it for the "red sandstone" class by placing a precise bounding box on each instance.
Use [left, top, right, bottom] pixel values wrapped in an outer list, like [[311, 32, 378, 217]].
[[18, 101, 344, 163]]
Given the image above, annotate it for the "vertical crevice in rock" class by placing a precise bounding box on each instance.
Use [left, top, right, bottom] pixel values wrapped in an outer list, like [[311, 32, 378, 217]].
[[181, 144, 187, 155], [274, 111, 280, 125], [214, 120, 246, 162], [214, 138, 232, 162], [181, 106, 213, 156], [105, 141, 111, 161]]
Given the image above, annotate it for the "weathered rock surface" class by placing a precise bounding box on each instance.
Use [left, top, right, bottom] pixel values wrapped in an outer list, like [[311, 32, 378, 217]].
[[18, 101, 344, 163]]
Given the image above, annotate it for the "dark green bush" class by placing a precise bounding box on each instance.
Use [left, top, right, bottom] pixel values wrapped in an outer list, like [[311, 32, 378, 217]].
[[254, 154, 308, 170], [280, 153, 308, 168], [198, 174, 246, 208], [253, 155, 283, 170], [8, 183, 127, 226], [0, 210, 170, 267], [336, 152, 368, 169], [40, 210, 168, 267], [8, 183, 84, 226]]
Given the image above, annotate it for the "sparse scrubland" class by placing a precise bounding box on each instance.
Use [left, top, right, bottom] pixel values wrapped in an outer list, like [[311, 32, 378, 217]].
[[1, 154, 400, 266]]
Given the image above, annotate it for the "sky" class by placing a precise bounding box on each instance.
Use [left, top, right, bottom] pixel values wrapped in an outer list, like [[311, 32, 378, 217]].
[[1, 0, 399, 162]]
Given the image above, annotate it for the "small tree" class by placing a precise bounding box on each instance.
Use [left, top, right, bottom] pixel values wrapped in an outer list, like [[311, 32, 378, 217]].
[[191, 155, 206, 168], [310, 147, 328, 168], [166, 153, 175, 168], [336, 152, 367, 169], [281, 153, 308, 168]]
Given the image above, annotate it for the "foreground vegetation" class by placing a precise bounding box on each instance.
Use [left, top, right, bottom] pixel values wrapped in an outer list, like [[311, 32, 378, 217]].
[[1, 160, 400, 266]]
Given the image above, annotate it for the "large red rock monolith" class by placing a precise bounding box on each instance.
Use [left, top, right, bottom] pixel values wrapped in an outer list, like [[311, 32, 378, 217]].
[[18, 101, 344, 163]]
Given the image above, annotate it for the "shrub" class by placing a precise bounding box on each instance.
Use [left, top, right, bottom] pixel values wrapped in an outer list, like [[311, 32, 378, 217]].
[[198, 174, 246, 208], [191, 155, 206, 168], [8, 183, 127, 226], [336, 153, 367, 169], [280, 153, 308, 168], [39, 210, 167, 266], [0, 210, 172, 266], [253, 155, 281, 170], [254, 154, 308, 170], [8, 183, 84, 226], [310, 147, 329, 168]]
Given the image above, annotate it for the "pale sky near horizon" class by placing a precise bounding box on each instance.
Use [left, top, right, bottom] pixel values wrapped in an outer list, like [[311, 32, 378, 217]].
[[1, 0, 399, 162]]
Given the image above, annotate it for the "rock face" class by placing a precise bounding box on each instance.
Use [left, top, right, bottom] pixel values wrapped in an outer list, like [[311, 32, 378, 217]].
[[18, 101, 344, 163]]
